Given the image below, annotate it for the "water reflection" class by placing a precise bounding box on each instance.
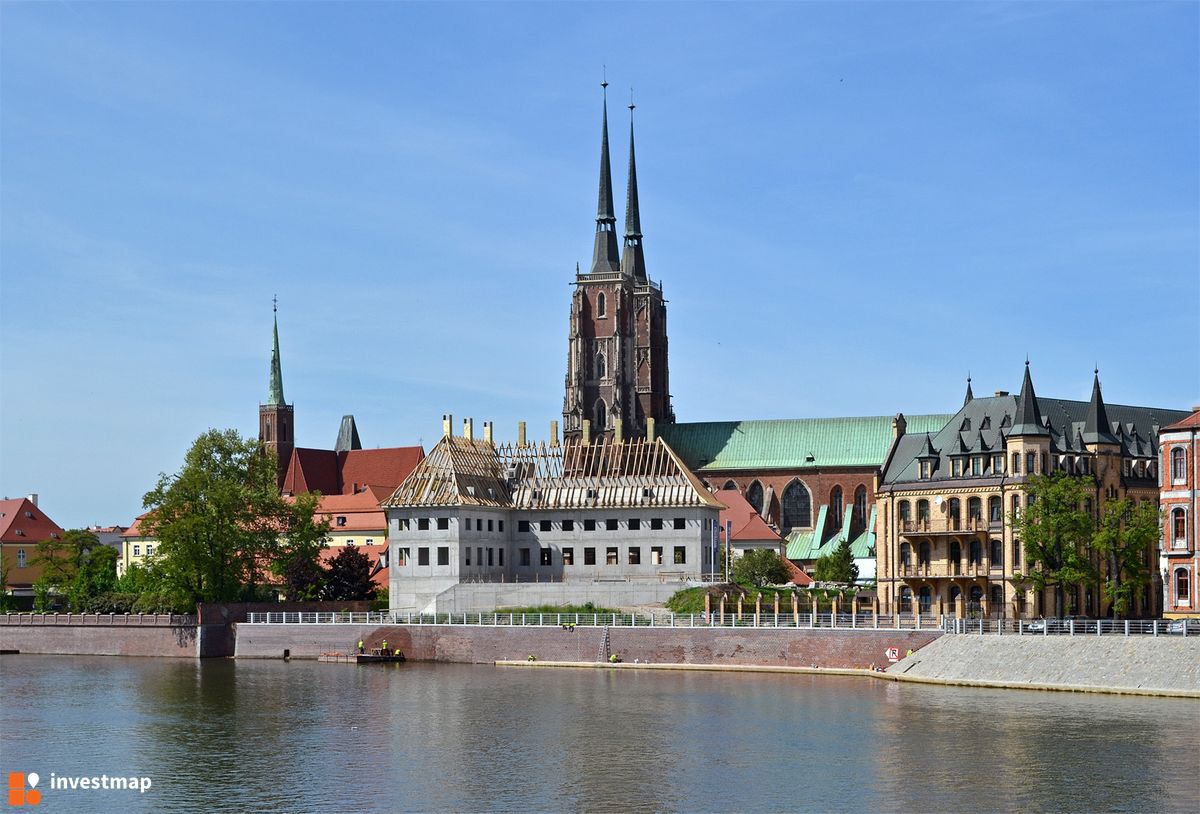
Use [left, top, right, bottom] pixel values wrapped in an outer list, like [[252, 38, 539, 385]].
[[1, 656, 1196, 813]]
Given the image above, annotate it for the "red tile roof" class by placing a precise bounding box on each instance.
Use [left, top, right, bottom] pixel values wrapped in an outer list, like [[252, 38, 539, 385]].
[[714, 489, 784, 544], [122, 513, 153, 538], [338, 447, 424, 494], [782, 557, 814, 586], [318, 486, 389, 533], [0, 498, 65, 544], [1163, 410, 1200, 431], [283, 446, 424, 497]]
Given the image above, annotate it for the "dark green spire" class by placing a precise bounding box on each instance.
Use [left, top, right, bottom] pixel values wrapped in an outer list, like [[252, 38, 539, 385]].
[[1009, 360, 1048, 436], [590, 82, 621, 275], [621, 99, 646, 280], [267, 302, 285, 406]]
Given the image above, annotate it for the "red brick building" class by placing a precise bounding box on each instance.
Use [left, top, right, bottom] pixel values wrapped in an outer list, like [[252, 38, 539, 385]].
[[563, 85, 672, 442], [1160, 409, 1200, 620]]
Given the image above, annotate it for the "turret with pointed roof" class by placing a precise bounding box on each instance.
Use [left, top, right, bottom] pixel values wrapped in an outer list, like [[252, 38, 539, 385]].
[[963, 375, 974, 407], [590, 84, 621, 276], [1009, 361, 1049, 436], [1083, 369, 1119, 445], [621, 104, 646, 280], [259, 301, 295, 489]]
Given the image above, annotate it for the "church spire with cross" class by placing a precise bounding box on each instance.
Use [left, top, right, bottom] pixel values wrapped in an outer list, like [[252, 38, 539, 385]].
[[621, 92, 646, 280], [589, 79, 621, 275], [259, 296, 295, 489]]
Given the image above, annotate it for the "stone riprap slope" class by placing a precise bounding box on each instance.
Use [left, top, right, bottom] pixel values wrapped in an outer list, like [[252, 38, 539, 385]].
[[889, 634, 1200, 696]]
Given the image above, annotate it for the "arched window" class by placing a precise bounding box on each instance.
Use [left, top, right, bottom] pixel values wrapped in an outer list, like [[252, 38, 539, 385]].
[[918, 586, 932, 611], [898, 500, 911, 525], [949, 585, 962, 606], [968, 585, 984, 607], [950, 541, 962, 573], [989, 538, 1002, 564], [917, 499, 930, 524], [918, 541, 931, 566], [1173, 509, 1187, 546], [899, 543, 911, 566], [746, 481, 764, 515], [969, 539, 982, 566], [781, 479, 811, 533], [1171, 448, 1186, 482], [830, 487, 844, 527], [948, 498, 961, 529], [1176, 568, 1190, 604], [1012, 452, 1020, 474], [899, 586, 913, 612], [595, 352, 606, 380], [16, 549, 26, 568], [988, 496, 1002, 523], [853, 485, 868, 529], [594, 399, 607, 431], [990, 585, 1004, 608], [722, 480, 737, 491], [968, 497, 983, 523], [596, 292, 606, 318]]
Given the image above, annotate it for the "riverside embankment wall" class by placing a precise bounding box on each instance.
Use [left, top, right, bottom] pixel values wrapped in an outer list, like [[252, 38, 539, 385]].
[[235, 623, 941, 668], [888, 634, 1200, 695], [0, 615, 199, 657]]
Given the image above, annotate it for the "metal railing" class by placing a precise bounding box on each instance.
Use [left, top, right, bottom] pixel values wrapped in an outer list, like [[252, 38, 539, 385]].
[[0, 613, 197, 626], [244, 610, 945, 630], [940, 617, 1198, 637]]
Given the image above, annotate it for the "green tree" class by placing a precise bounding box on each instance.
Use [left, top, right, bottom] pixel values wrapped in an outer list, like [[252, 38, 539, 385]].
[[813, 539, 859, 585], [33, 530, 118, 612], [142, 428, 313, 607], [323, 544, 377, 601], [732, 549, 789, 588], [1013, 472, 1097, 618], [1093, 498, 1157, 619], [272, 492, 330, 601]]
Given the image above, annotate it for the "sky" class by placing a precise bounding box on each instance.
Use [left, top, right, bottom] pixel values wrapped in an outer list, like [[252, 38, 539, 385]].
[[1, 1, 1197, 530]]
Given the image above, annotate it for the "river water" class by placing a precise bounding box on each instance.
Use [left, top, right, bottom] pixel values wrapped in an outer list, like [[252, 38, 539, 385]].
[[1, 656, 1197, 813]]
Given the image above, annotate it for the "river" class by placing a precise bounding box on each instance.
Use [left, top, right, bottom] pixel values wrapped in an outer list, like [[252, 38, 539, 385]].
[[1, 656, 1197, 813]]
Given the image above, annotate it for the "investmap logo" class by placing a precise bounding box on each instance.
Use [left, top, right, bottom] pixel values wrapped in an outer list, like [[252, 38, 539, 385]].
[[7, 771, 152, 806], [7, 774, 40, 807]]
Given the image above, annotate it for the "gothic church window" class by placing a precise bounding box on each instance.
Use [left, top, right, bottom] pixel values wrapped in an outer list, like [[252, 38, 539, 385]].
[[596, 352, 606, 380], [596, 292, 606, 317], [781, 480, 811, 534], [746, 481, 764, 515], [830, 486, 844, 527], [594, 399, 607, 430]]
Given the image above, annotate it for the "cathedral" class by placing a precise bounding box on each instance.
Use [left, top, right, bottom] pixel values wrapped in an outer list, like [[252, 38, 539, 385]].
[[562, 84, 674, 442]]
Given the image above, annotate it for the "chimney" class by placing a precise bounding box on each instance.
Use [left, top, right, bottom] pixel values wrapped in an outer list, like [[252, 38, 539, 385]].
[[892, 413, 907, 440], [994, 390, 1009, 397], [647, 417, 656, 443], [464, 417, 474, 441], [518, 421, 527, 447], [483, 421, 493, 444], [27, 493, 37, 507], [582, 419, 592, 446], [614, 418, 623, 444], [442, 414, 453, 437], [550, 420, 559, 448]]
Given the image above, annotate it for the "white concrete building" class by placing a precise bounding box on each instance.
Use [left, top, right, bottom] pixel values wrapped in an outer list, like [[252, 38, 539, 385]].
[[383, 419, 723, 612]]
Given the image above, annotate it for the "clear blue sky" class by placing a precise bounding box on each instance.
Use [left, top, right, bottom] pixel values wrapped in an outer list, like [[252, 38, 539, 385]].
[[2, 2, 1197, 529]]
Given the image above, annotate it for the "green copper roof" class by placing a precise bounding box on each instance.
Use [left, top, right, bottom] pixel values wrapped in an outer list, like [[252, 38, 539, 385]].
[[658, 414, 953, 472], [267, 312, 286, 406], [785, 504, 876, 561]]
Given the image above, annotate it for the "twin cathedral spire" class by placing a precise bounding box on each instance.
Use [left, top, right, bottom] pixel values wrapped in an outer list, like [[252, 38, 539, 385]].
[[590, 82, 646, 280], [564, 81, 673, 442]]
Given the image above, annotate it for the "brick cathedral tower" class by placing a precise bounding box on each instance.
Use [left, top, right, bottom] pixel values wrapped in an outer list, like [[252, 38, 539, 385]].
[[563, 84, 673, 441], [259, 300, 294, 489]]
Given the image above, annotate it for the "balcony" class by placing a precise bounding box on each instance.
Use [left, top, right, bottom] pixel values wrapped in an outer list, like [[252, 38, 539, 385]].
[[898, 561, 998, 579], [901, 517, 989, 535]]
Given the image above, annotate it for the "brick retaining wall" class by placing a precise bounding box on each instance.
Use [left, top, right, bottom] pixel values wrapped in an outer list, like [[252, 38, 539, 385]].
[[234, 623, 942, 668], [0, 620, 198, 657]]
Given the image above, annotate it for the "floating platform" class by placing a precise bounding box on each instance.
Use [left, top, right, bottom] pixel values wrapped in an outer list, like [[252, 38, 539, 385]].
[[318, 651, 406, 664]]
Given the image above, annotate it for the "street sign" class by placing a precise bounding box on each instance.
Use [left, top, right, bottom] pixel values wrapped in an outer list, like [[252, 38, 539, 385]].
[[886, 647, 899, 662]]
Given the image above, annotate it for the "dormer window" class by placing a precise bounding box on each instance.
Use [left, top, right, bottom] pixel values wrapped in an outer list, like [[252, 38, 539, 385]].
[[971, 457, 982, 476], [960, 417, 972, 432], [981, 416, 991, 431], [336, 516, 347, 527], [919, 461, 932, 479]]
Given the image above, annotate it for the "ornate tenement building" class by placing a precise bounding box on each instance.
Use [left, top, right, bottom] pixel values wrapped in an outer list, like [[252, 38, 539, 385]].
[[876, 363, 1189, 620], [1159, 409, 1200, 620], [563, 85, 672, 442]]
